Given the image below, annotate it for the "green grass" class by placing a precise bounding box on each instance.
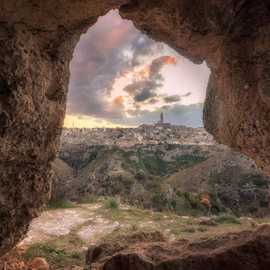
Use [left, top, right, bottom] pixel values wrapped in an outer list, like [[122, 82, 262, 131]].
[[175, 154, 208, 169], [22, 202, 263, 269], [141, 155, 169, 176], [214, 214, 241, 224], [181, 227, 196, 233], [23, 243, 84, 268], [105, 198, 119, 209], [48, 199, 75, 210]]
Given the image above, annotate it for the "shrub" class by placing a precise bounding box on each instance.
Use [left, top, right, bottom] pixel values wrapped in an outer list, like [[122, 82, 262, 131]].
[[175, 154, 207, 169], [141, 155, 168, 176], [48, 199, 75, 209], [105, 198, 119, 209]]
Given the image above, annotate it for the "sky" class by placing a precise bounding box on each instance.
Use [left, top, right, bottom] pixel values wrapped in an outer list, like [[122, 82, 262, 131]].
[[65, 10, 210, 128]]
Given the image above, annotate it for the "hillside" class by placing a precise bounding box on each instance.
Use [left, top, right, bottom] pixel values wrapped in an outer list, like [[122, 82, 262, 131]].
[[52, 127, 270, 216]]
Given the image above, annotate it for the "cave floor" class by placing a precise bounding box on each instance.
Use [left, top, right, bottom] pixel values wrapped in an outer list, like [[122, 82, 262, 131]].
[[2, 201, 270, 269]]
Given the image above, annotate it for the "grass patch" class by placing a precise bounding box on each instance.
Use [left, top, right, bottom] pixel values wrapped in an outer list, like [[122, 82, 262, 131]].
[[214, 214, 241, 224], [48, 199, 75, 210], [105, 198, 119, 209], [181, 227, 196, 233], [175, 154, 207, 169], [23, 243, 83, 268]]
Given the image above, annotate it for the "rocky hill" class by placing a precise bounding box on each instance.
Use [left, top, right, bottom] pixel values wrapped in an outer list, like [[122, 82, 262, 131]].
[[53, 127, 270, 216]]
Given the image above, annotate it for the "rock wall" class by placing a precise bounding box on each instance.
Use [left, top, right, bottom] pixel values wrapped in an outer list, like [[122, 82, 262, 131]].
[[0, 0, 269, 256], [0, 0, 128, 255]]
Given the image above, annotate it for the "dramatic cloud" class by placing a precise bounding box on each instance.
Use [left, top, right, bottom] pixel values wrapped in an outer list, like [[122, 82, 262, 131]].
[[134, 88, 157, 102], [122, 55, 177, 104], [150, 56, 177, 77], [67, 10, 160, 120], [163, 95, 181, 103], [66, 10, 210, 128], [163, 92, 191, 103]]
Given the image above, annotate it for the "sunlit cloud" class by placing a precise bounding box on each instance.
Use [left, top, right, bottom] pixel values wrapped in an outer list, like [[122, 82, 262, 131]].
[[66, 10, 210, 128]]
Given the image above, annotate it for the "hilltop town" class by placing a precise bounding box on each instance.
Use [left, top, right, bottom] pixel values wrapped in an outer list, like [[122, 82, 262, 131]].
[[61, 113, 215, 148]]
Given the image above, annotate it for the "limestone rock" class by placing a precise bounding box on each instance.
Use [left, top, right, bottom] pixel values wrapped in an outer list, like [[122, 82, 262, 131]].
[[28, 257, 49, 270], [86, 226, 270, 270]]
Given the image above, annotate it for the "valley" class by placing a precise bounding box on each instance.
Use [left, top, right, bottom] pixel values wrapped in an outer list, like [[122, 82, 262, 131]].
[[2, 126, 270, 269], [54, 126, 270, 217]]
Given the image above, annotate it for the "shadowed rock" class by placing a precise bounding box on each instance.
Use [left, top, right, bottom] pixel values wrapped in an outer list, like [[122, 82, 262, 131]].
[[86, 226, 270, 270]]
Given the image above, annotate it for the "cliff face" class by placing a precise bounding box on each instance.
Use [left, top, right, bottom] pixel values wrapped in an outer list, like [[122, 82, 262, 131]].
[[0, 0, 270, 256]]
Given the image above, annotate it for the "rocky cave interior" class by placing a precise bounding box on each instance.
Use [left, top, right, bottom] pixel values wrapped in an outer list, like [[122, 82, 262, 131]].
[[0, 0, 270, 269]]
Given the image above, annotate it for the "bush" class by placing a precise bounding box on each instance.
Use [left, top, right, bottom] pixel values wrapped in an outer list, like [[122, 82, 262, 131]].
[[48, 199, 75, 209], [79, 195, 98, 204], [141, 155, 168, 176], [105, 198, 119, 209], [175, 154, 207, 169]]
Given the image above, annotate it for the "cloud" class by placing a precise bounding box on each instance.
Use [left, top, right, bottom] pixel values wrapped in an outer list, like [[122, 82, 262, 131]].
[[149, 56, 177, 77], [130, 36, 164, 66], [66, 10, 210, 128], [67, 10, 169, 120], [124, 80, 161, 97], [134, 88, 157, 102], [162, 92, 192, 103], [163, 95, 181, 103], [112, 103, 204, 127], [113, 96, 125, 107], [122, 55, 177, 104]]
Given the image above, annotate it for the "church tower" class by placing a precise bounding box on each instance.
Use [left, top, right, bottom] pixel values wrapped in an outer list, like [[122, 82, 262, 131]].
[[160, 112, 164, 124]]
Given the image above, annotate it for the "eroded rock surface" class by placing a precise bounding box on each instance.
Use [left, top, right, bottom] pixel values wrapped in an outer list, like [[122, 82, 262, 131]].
[[86, 226, 270, 270], [0, 0, 269, 256], [0, 0, 128, 255]]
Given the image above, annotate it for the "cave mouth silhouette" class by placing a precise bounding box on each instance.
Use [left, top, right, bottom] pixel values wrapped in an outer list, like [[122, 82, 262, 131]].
[[0, 1, 269, 263]]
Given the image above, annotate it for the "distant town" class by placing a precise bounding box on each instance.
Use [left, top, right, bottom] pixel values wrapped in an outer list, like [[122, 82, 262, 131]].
[[61, 113, 214, 148]]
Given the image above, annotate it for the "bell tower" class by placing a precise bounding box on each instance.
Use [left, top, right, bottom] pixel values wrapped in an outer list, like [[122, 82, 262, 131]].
[[160, 112, 164, 124]]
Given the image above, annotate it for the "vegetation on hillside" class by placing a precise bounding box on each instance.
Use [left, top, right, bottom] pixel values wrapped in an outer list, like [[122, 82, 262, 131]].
[[56, 144, 270, 217]]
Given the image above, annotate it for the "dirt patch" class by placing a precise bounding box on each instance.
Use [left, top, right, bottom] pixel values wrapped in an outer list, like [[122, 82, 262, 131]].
[[77, 218, 121, 244], [20, 207, 95, 246]]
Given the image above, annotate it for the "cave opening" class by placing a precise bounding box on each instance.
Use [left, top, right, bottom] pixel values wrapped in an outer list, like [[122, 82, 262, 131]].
[[1, 2, 270, 269]]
